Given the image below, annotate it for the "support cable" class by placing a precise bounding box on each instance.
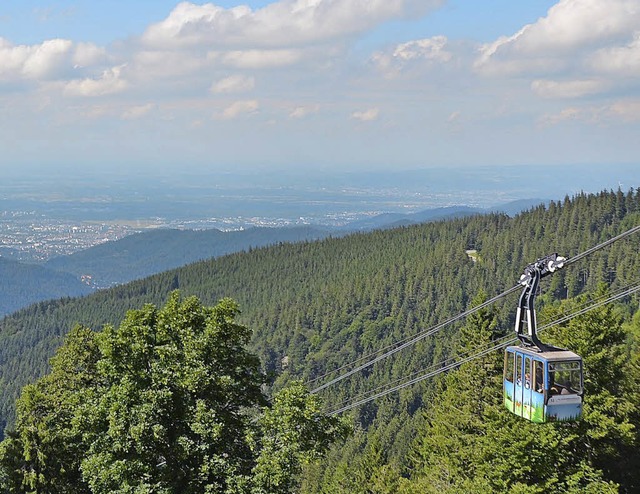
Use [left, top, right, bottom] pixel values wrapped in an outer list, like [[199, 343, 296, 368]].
[[328, 281, 640, 415], [310, 224, 640, 394], [329, 280, 638, 412], [564, 224, 640, 267], [311, 285, 520, 393]]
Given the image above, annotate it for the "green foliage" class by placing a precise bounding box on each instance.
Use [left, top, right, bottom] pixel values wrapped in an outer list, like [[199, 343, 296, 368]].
[[401, 288, 638, 493], [79, 293, 268, 493], [0, 325, 98, 493], [0, 294, 346, 493], [251, 381, 351, 494], [45, 226, 332, 289], [0, 257, 91, 317], [1, 188, 640, 492]]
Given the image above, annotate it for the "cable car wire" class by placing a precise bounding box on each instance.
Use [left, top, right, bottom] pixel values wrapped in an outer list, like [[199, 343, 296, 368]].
[[306, 286, 519, 386], [328, 281, 640, 415], [329, 279, 640, 412], [564, 224, 640, 267], [311, 224, 640, 394], [311, 285, 521, 393]]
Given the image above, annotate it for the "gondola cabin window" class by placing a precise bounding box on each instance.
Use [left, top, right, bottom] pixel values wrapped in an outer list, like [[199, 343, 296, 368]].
[[504, 346, 583, 423], [505, 352, 514, 383], [549, 361, 582, 395]]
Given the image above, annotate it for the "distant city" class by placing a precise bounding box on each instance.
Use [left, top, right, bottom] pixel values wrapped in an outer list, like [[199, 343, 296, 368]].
[[1, 164, 637, 263]]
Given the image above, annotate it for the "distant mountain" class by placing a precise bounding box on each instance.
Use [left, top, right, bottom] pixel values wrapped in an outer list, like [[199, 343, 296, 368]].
[[489, 198, 548, 217], [1, 200, 546, 313], [341, 200, 546, 231], [342, 206, 483, 231], [45, 226, 333, 289], [44, 201, 546, 289], [0, 257, 92, 316]]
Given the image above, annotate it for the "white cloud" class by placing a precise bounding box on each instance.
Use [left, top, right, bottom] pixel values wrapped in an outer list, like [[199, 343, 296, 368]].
[[0, 37, 73, 80], [73, 42, 107, 68], [372, 35, 453, 78], [606, 99, 640, 121], [476, 0, 640, 76], [220, 49, 302, 69], [289, 104, 320, 118], [590, 32, 640, 75], [220, 99, 259, 119], [121, 103, 155, 120], [531, 79, 609, 99], [393, 36, 451, 62], [539, 98, 640, 127], [211, 74, 255, 94], [64, 65, 128, 97], [351, 107, 379, 122], [538, 107, 584, 127], [142, 0, 443, 49]]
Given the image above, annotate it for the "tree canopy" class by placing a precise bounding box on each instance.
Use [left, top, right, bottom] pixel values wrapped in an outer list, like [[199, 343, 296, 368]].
[[0, 293, 348, 493]]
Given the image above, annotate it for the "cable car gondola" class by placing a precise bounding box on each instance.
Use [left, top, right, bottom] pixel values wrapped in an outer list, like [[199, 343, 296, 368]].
[[503, 254, 584, 422]]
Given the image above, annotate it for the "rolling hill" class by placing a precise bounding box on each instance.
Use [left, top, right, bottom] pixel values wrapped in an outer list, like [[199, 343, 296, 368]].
[[0, 257, 92, 317], [44, 225, 333, 289], [1, 189, 638, 442]]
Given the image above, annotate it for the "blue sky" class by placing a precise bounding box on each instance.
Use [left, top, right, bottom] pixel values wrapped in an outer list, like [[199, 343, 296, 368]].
[[1, 1, 639, 175]]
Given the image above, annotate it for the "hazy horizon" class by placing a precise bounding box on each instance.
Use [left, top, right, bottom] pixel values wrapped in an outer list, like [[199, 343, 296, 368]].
[[1, 164, 637, 225]]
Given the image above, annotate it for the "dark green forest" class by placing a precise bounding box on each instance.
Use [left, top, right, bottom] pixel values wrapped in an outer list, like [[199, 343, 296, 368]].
[[1, 188, 640, 492], [44, 225, 333, 289], [0, 258, 91, 317]]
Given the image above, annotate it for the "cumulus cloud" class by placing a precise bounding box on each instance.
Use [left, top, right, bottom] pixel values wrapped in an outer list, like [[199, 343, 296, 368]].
[[0, 37, 73, 80], [220, 99, 259, 119], [590, 32, 640, 75], [351, 107, 379, 122], [372, 35, 452, 77], [142, 0, 444, 49], [73, 42, 107, 68], [393, 36, 452, 62], [289, 104, 320, 118], [210, 74, 255, 94], [531, 79, 609, 99], [64, 65, 128, 97], [476, 0, 640, 77]]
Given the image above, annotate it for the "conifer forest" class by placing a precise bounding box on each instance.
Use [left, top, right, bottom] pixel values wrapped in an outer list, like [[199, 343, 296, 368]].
[[1, 188, 640, 492]]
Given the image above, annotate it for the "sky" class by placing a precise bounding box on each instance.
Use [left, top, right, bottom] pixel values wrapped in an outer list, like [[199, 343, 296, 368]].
[[1, 0, 639, 176]]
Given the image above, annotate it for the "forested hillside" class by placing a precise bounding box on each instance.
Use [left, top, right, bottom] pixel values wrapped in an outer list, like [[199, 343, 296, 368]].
[[0, 258, 92, 317], [1, 189, 640, 492], [45, 225, 332, 288]]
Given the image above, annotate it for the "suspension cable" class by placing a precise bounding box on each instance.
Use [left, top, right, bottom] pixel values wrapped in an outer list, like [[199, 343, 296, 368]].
[[564, 224, 640, 267], [329, 280, 639, 412], [311, 224, 640, 394], [311, 284, 520, 393], [328, 281, 640, 415], [306, 286, 518, 386]]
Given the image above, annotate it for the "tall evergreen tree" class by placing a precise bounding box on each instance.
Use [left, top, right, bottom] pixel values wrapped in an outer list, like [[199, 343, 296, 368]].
[[402, 289, 629, 493], [402, 291, 503, 492]]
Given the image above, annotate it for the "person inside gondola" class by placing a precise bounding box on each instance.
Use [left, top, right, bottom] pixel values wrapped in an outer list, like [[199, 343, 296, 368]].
[[535, 365, 543, 393], [561, 380, 574, 394]]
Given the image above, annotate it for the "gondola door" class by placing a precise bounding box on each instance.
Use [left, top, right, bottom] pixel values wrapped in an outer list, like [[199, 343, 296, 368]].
[[514, 353, 523, 416], [522, 356, 533, 421]]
